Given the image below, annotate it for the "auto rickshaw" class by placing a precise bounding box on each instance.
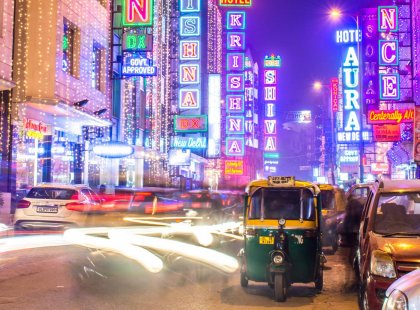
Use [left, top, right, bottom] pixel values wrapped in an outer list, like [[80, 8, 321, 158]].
[[239, 176, 324, 302]]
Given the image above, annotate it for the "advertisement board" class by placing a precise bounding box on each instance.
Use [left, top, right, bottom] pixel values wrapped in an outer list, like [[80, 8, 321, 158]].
[[372, 124, 401, 142], [168, 149, 191, 166], [225, 160, 244, 175], [174, 115, 207, 132]]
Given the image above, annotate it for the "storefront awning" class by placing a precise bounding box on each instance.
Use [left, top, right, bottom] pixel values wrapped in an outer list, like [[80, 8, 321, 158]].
[[19, 100, 112, 136]]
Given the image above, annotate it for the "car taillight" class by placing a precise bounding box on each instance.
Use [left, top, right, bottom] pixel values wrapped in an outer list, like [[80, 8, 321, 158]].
[[17, 199, 31, 208], [65, 202, 85, 212], [70, 193, 79, 200]]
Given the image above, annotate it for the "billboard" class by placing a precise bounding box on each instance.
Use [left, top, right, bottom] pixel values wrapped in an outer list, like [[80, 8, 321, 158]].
[[174, 115, 207, 132], [372, 124, 401, 142]]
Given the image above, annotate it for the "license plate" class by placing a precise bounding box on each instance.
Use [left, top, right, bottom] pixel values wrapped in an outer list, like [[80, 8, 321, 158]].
[[259, 236, 274, 245], [36, 206, 58, 213]]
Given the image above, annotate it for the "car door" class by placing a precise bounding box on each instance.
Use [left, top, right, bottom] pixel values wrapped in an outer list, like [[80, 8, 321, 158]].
[[358, 190, 375, 279]]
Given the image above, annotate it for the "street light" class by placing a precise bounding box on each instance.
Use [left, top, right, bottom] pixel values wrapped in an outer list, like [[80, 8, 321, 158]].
[[328, 8, 364, 183], [313, 81, 323, 91]]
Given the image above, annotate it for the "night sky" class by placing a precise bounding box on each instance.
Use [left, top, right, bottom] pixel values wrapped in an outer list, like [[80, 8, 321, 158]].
[[246, 0, 381, 108]]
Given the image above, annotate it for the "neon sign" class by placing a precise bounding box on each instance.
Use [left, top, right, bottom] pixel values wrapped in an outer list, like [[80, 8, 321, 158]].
[[226, 12, 246, 30], [379, 40, 398, 66], [122, 56, 157, 76], [180, 40, 200, 60], [264, 55, 282, 68], [227, 32, 245, 50], [264, 86, 277, 101], [180, 0, 200, 12], [122, 33, 153, 51], [372, 124, 401, 142], [180, 16, 201, 36], [225, 160, 244, 175], [219, 0, 252, 7], [179, 89, 200, 109], [265, 103, 275, 118], [264, 120, 277, 134], [226, 137, 245, 156], [227, 53, 245, 71], [226, 74, 244, 92], [335, 29, 362, 44], [337, 131, 370, 143], [122, 0, 154, 27], [226, 95, 244, 113], [172, 136, 207, 149], [367, 109, 414, 124], [226, 116, 245, 134], [174, 115, 207, 132], [331, 78, 339, 112], [380, 73, 400, 100], [180, 64, 200, 84], [378, 6, 398, 32], [264, 137, 277, 152], [264, 70, 277, 85]]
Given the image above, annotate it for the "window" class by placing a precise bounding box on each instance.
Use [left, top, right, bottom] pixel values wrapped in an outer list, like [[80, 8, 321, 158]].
[[27, 188, 78, 200], [92, 42, 105, 91], [63, 18, 79, 77]]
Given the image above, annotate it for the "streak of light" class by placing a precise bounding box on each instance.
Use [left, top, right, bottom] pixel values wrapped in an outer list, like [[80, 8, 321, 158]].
[[63, 228, 164, 273], [0, 235, 70, 253]]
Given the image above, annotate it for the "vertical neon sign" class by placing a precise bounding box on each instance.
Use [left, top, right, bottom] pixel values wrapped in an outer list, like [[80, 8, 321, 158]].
[[122, 0, 154, 27]]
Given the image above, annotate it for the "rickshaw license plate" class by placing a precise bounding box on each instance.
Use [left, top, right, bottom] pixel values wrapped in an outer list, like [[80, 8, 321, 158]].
[[259, 236, 274, 245]]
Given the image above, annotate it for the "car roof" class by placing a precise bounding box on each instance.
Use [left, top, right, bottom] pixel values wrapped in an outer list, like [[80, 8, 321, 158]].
[[32, 183, 90, 190], [376, 179, 420, 192]]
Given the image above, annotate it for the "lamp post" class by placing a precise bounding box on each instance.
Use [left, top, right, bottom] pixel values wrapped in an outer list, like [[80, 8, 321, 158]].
[[329, 9, 364, 183], [313, 81, 336, 185]]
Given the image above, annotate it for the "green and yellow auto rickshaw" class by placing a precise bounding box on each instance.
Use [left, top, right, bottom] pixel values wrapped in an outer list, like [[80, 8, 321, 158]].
[[239, 176, 324, 302]]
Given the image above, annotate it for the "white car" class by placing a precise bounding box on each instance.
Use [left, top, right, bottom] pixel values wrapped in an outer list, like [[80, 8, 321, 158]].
[[14, 183, 102, 230], [382, 268, 420, 310]]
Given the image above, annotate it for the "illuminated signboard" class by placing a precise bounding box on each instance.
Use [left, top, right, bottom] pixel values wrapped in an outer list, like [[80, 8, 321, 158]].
[[180, 64, 200, 84], [285, 111, 312, 123], [24, 118, 49, 139], [168, 149, 191, 166], [264, 55, 282, 68], [180, 0, 200, 12], [226, 95, 245, 113], [331, 78, 339, 112], [371, 163, 390, 174], [122, 33, 153, 51], [226, 116, 245, 134], [264, 153, 280, 159], [208, 74, 221, 157], [264, 119, 277, 134], [264, 86, 277, 101], [227, 53, 245, 71], [378, 6, 398, 32], [335, 29, 362, 44], [171, 136, 207, 149], [264, 136, 277, 152], [337, 131, 371, 143], [122, 0, 154, 27], [174, 115, 207, 132], [367, 109, 414, 124], [339, 150, 359, 163], [226, 11, 246, 30], [379, 73, 400, 100], [372, 124, 401, 142], [93, 142, 134, 158], [180, 16, 201, 36], [219, 0, 252, 7], [179, 89, 200, 109], [379, 40, 398, 66], [122, 56, 157, 76], [225, 160, 244, 175], [264, 70, 277, 85], [340, 45, 361, 142], [227, 32, 245, 50], [226, 137, 245, 156], [180, 40, 200, 60], [226, 74, 245, 92], [265, 103, 275, 118]]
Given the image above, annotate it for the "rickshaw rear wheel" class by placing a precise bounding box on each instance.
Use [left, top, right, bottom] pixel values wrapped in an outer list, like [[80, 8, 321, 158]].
[[274, 274, 287, 302], [315, 266, 323, 292], [240, 272, 248, 287]]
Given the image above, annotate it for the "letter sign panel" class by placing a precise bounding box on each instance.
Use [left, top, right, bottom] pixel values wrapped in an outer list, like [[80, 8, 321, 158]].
[[180, 40, 200, 60], [226, 12, 246, 30], [179, 89, 200, 109], [227, 53, 245, 71], [380, 74, 400, 100], [227, 32, 245, 51], [219, 0, 252, 7], [226, 137, 245, 156], [264, 70, 277, 85], [379, 40, 398, 66], [226, 95, 244, 113], [180, 0, 200, 12], [226, 116, 245, 135], [174, 115, 207, 132], [180, 16, 201, 36], [378, 6, 398, 32], [180, 64, 200, 84], [226, 74, 245, 92], [122, 0, 154, 27]]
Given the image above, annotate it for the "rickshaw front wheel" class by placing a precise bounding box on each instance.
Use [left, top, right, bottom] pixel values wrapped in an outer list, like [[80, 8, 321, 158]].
[[274, 274, 287, 302], [240, 272, 248, 287]]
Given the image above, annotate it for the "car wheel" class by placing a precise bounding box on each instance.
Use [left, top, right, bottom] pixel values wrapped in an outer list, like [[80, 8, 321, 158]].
[[240, 272, 248, 288], [274, 274, 287, 302]]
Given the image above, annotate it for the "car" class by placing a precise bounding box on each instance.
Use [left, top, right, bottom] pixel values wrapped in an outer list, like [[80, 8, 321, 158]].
[[318, 184, 346, 253], [13, 183, 103, 230], [345, 183, 373, 205], [357, 179, 420, 310], [382, 268, 420, 310]]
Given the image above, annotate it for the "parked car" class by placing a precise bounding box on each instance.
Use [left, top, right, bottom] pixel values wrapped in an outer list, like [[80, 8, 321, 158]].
[[13, 183, 103, 230], [382, 268, 420, 310], [357, 179, 420, 310], [318, 184, 346, 253]]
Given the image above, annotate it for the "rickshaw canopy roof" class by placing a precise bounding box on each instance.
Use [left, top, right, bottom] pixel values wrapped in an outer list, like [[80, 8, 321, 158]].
[[246, 179, 321, 197]]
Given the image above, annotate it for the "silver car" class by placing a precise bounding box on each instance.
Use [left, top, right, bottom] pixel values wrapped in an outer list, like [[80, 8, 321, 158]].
[[382, 268, 420, 310]]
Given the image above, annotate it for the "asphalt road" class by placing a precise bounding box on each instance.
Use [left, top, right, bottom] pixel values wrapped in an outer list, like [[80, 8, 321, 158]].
[[0, 235, 359, 310]]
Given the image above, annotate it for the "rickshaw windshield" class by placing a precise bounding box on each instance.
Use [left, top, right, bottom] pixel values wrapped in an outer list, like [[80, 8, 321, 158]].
[[320, 190, 335, 210], [248, 188, 316, 220]]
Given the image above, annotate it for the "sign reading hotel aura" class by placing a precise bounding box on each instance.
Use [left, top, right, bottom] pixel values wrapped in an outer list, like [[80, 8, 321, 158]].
[[122, 0, 154, 27], [219, 0, 252, 7], [367, 109, 414, 124], [174, 115, 207, 132]]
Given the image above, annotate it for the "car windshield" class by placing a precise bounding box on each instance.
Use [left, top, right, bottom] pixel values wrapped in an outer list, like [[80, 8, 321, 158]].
[[249, 188, 315, 220], [374, 192, 420, 235], [26, 188, 78, 200], [321, 190, 335, 210]]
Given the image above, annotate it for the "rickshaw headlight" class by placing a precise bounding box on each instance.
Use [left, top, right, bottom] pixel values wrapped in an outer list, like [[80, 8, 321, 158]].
[[272, 253, 284, 264], [370, 250, 396, 279], [383, 290, 408, 310]]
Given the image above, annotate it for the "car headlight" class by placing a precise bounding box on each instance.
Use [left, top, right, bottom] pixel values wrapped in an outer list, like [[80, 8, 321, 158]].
[[383, 290, 408, 310], [272, 253, 284, 264], [370, 250, 396, 278]]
